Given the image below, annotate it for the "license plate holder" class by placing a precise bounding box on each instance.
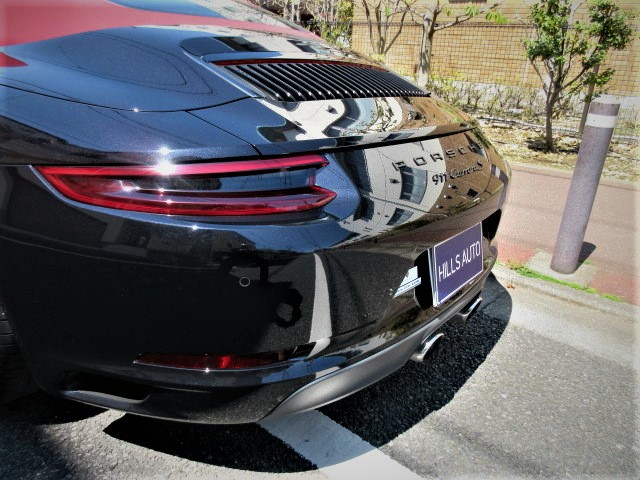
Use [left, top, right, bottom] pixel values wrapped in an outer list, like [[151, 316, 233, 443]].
[[428, 223, 483, 307]]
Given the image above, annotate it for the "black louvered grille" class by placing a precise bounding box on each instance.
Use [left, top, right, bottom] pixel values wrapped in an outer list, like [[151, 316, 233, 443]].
[[219, 62, 429, 101]]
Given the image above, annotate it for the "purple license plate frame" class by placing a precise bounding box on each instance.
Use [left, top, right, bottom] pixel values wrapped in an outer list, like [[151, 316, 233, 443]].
[[428, 223, 483, 307]]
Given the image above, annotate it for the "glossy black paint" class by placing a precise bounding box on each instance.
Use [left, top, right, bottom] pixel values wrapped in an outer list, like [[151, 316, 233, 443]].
[[0, 0, 510, 423]]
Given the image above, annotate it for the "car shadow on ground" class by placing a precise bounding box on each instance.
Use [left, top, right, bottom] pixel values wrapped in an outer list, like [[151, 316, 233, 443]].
[[319, 274, 512, 447], [104, 414, 315, 472], [0, 393, 106, 478], [0, 275, 511, 476], [2, 391, 104, 425]]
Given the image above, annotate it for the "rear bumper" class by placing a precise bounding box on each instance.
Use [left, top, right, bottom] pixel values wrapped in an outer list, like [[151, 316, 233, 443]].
[[60, 264, 490, 424], [264, 281, 487, 420]]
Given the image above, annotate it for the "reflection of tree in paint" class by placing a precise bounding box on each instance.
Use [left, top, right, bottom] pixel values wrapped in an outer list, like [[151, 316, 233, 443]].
[[371, 98, 401, 132]]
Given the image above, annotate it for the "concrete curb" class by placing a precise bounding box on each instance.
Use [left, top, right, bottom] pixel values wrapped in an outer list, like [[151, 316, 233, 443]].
[[526, 251, 596, 286], [491, 264, 640, 322]]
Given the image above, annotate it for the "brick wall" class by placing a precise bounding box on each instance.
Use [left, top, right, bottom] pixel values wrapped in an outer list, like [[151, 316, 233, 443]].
[[351, 1, 640, 99]]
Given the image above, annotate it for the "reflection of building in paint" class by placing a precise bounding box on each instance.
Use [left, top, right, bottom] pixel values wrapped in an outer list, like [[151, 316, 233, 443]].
[[257, 96, 410, 142], [399, 167, 427, 204], [258, 99, 346, 141], [339, 140, 447, 241]]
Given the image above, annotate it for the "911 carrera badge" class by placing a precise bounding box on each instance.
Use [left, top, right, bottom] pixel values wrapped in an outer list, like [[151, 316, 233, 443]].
[[432, 160, 485, 185], [394, 266, 422, 298]]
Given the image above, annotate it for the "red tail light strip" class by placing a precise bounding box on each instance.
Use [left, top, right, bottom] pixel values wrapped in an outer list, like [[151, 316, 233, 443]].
[[37, 155, 336, 216], [37, 156, 328, 177]]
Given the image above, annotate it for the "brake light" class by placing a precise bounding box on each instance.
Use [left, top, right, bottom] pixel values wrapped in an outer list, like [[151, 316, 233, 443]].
[[135, 350, 294, 370], [36, 155, 336, 216]]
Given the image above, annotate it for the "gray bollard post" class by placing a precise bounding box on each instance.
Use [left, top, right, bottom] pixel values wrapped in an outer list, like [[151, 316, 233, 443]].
[[551, 99, 620, 274]]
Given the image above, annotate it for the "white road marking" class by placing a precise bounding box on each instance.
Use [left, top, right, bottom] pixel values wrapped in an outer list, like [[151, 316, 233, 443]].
[[260, 410, 423, 480], [308, 254, 332, 357]]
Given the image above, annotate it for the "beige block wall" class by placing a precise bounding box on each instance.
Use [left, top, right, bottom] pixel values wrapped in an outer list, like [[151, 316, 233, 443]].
[[352, 0, 640, 97]]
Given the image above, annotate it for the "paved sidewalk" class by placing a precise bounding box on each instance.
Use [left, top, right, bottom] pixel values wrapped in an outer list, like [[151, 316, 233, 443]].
[[496, 163, 640, 305]]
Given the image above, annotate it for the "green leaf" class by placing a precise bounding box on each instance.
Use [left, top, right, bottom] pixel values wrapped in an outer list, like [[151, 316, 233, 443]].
[[523, 0, 634, 149], [465, 5, 480, 18]]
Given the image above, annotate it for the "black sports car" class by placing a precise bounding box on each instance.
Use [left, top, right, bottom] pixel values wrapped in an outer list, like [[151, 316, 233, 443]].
[[0, 0, 509, 423]]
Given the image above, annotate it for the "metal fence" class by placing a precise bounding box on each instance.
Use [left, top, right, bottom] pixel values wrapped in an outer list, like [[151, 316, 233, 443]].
[[348, 22, 640, 140], [350, 22, 639, 97]]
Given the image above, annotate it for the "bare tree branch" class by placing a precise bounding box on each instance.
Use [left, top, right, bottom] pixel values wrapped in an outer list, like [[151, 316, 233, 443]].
[[434, 1, 504, 31]]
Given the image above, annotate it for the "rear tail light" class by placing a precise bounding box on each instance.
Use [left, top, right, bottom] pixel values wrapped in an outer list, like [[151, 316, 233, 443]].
[[135, 350, 295, 370], [36, 155, 336, 216]]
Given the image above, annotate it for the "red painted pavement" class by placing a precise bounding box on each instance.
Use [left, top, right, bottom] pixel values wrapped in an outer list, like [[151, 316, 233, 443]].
[[497, 164, 639, 305], [590, 270, 638, 306]]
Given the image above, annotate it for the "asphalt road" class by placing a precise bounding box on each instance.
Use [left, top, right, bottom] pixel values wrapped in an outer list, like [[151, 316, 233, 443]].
[[1, 270, 637, 479]]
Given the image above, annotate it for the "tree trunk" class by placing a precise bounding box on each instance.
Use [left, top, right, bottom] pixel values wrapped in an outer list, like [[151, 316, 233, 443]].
[[545, 91, 559, 153], [376, 10, 384, 55], [416, 19, 434, 87], [362, 2, 377, 55], [578, 64, 600, 135], [545, 105, 555, 152], [578, 95, 591, 137]]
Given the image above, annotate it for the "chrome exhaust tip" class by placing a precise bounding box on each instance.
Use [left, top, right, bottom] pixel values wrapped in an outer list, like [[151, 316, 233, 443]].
[[451, 295, 483, 325], [410, 333, 444, 363]]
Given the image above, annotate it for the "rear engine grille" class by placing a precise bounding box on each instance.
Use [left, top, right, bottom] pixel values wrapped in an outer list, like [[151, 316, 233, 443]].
[[217, 61, 429, 101]]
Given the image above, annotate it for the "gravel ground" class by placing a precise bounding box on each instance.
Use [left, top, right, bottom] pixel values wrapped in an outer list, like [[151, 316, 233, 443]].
[[483, 122, 640, 183]]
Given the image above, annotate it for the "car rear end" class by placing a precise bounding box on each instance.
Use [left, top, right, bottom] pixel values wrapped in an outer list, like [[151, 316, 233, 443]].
[[0, 0, 509, 423]]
